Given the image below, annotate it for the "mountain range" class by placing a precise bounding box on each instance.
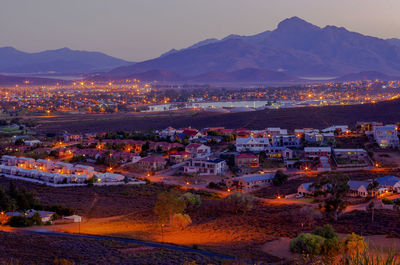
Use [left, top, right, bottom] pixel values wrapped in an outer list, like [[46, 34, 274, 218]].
[[2, 17, 400, 83], [107, 17, 400, 81], [0, 47, 131, 74]]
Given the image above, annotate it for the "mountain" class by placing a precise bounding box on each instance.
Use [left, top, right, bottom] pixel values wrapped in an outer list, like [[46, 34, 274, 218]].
[[0, 47, 132, 74], [109, 17, 400, 79], [387, 38, 400, 47], [0, 74, 67, 85], [336, 71, 400, 81]]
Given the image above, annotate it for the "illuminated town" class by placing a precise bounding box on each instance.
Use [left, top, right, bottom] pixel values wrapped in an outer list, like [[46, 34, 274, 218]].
[[2, 1, 400, 264]]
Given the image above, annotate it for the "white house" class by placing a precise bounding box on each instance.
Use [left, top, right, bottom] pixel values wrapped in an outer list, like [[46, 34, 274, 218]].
[[373, 125, 399, 148], [304, 147, 332, 158], [184, 158, 227, 175], [348, 180, 369, 197], [54, 162, 74, 174], [264, 146, 293, 159], [226, 173, 274, 191], [35, 159, 54, 172], [95, 173, 125, 182], [1, 155, 18, 166], [265, 128, 288, 137], [297, 182, 315, 196], [333, 149, 368, 160], [235, 136, 270, 152], [322, 125, 349, 134], [272, 135, 301, 148], [73, 164, 95, 177], [185, 143, 211, 159]]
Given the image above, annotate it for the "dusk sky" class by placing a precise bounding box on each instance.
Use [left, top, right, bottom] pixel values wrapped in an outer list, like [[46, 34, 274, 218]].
[[1, 0, 400, 62]]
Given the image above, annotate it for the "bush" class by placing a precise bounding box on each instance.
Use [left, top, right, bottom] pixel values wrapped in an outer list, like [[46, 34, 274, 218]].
[[170, 213, 192, 230], [382, 198, 394, 205], [273, 170, 288, 186], [223, 192, 255, 214], [312, 224, 338, 239], [8, 216, 32, 227], [180, 193, 201, 211], [343, 233, 367, 255], [290, 233, 325, 255]]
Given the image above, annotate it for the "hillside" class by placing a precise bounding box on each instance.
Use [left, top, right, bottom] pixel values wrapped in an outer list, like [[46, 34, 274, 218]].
[[0, 47, 131, 74], [108, 17, 400, 78]]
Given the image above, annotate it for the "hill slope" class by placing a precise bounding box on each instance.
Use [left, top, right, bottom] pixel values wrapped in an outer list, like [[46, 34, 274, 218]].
[[0, 47, 131, 74], [109, 17, 400, 78]]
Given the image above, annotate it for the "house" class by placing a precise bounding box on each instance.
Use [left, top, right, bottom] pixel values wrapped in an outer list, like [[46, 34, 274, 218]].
[[182, 128, 203, 140], [297, 182, 315, 196], [24, 140, 42, 147], [333, 149, 368, 160], [185, 143, 211, 159], [373, 125, 399, 148], [169, 151, 191, 164], [35, 159, 54, 172], [376, 176, 400, 192], [1, 155, 18, 166], [265, 128, 288, 137], [63, 133, 81, 142], [347, 180, 370, 197], [184, 158, 227, 175], [7, 209, 56, 223], [235, 153, 259, 168], [17, 157, 35, 169], [159, 127, 178, 139], [304, 147, 332, 158], [264, 147, 293, 159], [226, 173, 274, 191], [54, 162, 74, 174], [317, 156, 331, 171], [235, 136, 270, 152], [272, 135, 301, 148], [95, 173, 125, 182], [73, 164, 95, 177], [304, 132, 324, 144], [357, 121, 383, 133], [136, 156, 167, 171], [0, 165, 18, 175], [322, 125, 349, 134]]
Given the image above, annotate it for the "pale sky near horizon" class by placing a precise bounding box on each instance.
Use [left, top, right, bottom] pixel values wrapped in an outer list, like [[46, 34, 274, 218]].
[[1, 0, 400, 62]]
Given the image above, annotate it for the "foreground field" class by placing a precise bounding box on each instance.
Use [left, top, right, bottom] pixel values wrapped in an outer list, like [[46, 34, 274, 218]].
[[0, 231, 226, 265], [29, 98, 400, 133], [2, 177, 400, 263]]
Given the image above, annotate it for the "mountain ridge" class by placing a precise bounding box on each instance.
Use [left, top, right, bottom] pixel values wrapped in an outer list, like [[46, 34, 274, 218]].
[[108, 16, 400, 79], [0, 47, 133, 74]]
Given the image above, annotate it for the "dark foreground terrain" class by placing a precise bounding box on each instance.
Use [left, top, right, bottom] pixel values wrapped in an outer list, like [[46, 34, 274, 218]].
[[33, 99, 400, 133], [0, 231, 226, 265]]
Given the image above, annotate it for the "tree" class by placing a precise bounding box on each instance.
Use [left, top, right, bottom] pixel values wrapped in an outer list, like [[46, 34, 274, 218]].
[[294, 206, 322, 228], [0, 186, 16, 212], [273, 170, 288, 186], [313, 175, 349, 221], [180, 192, 201, 211], [223, 192, 255, 214], [290, 233, 325, 255], [366, 201, 375, 222], [342, 233, 367, 255], [31, 212, 42, 226], [170, 213, 192, 230], [154, 190, 186, 225], [312, 224, 337, 240]]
